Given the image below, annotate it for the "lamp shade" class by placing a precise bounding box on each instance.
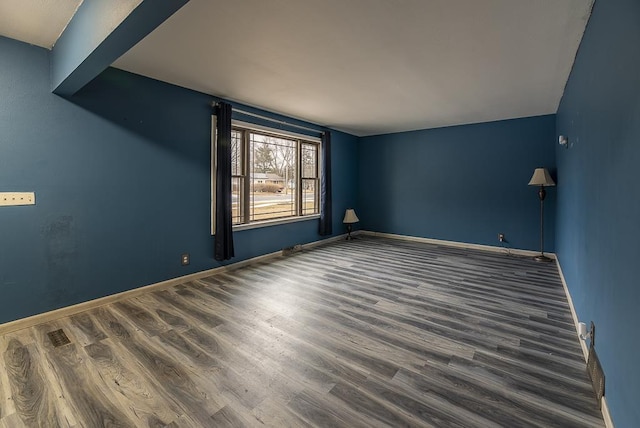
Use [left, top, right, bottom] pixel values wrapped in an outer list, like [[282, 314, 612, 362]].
[[343, 208, 359, 224], [528, 168, 555, 187]]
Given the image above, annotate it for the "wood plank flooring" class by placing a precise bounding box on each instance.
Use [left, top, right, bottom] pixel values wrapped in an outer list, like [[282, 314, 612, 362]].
[[0, 236, 605, 427]]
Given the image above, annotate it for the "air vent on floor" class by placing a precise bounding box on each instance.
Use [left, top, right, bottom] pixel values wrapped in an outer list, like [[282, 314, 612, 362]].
[[282, 244, 303, 256], [47, 329, 71, 347], [586, 321, 605, 407]]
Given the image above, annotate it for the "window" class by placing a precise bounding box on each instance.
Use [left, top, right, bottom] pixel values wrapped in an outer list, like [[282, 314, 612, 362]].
[[222, 123, 320, 227]]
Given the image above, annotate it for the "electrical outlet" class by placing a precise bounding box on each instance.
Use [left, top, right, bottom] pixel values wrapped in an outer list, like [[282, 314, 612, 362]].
[[498, 233, 505, 242], [181, 253, 190, 266], [0, 192, 35, 206]]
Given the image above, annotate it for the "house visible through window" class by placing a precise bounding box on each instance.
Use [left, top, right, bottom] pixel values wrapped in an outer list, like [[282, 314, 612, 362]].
[[227, 124, 320, 226]]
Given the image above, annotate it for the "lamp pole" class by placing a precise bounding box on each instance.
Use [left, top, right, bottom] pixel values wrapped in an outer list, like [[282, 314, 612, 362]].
[[535, 186, 552, 262]]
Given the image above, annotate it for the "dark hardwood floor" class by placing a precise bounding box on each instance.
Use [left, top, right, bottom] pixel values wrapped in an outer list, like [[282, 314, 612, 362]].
[[0, 236, 605, 427]]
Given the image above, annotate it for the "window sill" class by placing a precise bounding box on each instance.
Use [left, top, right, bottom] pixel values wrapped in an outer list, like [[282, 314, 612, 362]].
[[233, 214, 320, 232]]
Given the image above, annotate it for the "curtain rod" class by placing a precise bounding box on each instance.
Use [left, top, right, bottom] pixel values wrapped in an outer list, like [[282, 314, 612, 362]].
[[213, 102, 324, 135]]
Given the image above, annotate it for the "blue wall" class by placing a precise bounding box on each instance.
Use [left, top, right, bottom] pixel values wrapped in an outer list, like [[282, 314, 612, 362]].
[[556, 0, 640, 426], [358, 115, 556, 251], [0, 36, 358, 324]]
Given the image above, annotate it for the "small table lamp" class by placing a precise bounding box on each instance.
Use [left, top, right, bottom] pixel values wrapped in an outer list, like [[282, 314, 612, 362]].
[[343, 208, 359, 240], [528, 168, 555, 262]]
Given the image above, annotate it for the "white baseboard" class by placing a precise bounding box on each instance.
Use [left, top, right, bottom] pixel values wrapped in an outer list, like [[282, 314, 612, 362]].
[[359, 230, 554, 259], [0, 267, 223, 336], [601, 397, 615, 428], [555, 258, 615, 428], [555, 259, 589, 361], [0, 233, 348, 336]]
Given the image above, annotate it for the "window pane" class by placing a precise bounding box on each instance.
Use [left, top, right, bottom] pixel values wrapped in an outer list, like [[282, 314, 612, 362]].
[[231, 130, 242, 175], [231, 176, 243, 224], [249, 132, 297, 221], [301, 179, 318, 215], [301, 143, 317, 178]]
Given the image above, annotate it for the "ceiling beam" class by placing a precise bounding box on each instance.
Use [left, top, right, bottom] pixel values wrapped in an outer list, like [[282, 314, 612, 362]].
[[51, 0, 189, 96]]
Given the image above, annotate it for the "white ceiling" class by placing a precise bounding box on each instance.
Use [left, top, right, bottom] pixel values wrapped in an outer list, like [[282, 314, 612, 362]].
[[2, 0, 594, 136], [0, 0, 83, 49]]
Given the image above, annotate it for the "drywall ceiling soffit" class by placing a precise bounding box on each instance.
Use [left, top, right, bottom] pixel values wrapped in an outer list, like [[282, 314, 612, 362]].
[[50, 0, 183, 96], [3, 0, 180, 98]]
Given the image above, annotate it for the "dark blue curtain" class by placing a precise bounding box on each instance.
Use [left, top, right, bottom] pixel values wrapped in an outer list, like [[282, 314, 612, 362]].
[[214, 102, 234, 261], [319, 131, 332, 236]]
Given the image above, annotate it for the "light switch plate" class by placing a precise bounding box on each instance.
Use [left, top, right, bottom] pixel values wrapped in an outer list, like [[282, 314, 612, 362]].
[[0, 192, 36, 206]]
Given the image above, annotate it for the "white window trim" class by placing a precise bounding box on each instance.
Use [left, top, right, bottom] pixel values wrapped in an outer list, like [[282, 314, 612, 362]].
[[233, 213, 320, 232], [232, 120, 321, 143], [211, 115, 217, 235]]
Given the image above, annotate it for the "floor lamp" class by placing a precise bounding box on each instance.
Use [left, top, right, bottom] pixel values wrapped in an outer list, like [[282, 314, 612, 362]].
[[528, 168, 555, 262]]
